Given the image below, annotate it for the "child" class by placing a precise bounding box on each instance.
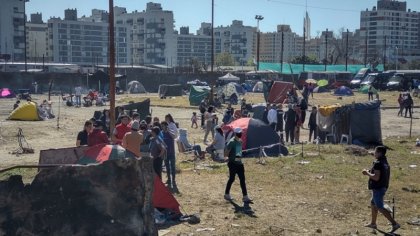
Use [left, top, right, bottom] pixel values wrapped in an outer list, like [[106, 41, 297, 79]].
[[191, 112, 198, 128]]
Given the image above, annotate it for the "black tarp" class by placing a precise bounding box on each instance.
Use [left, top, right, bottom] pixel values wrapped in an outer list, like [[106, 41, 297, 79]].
[[245, 119, 288, 157], [158, 84, 183, 98], [350, 100, 382, 145]]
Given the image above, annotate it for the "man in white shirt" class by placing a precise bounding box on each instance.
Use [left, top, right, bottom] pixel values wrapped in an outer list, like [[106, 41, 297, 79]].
[[267, 104, 278, 130]]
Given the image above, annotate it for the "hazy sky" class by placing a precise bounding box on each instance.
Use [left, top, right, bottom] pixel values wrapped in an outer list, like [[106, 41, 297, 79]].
[[27, 0, 420, 35]]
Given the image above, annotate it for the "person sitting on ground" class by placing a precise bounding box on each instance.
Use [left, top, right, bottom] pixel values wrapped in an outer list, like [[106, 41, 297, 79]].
[[122, 120, 143, 158], [178, 128, 203, 159], [13, 100, 20, 110], [88, 120, 109, 146], [112, 114, 131, 145], [76, 120, 93, 147], [206, 126, 225, 161]]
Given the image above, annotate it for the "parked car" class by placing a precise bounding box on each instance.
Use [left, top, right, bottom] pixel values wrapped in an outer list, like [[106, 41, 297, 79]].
[[386, 71, 420, 91], [350, 68, 371, 88], [370, 71, 397, 90]]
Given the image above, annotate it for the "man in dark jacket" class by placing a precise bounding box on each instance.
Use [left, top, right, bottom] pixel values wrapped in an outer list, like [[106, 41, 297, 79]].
[[283, 105, 297, 144], [308, 106, 317, 142], [362, 146, 400, 233]]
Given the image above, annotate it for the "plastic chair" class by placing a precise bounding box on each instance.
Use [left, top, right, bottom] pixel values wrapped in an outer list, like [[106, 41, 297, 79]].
[[340, 134, 350, 144], [326, 125, 336, 144]]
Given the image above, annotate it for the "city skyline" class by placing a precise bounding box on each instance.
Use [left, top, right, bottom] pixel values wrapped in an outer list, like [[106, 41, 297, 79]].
[[26, 0, 420, 36]]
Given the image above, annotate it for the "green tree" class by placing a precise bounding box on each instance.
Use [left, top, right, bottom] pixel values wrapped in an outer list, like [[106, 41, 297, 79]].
[[215, 52, 235, 66]]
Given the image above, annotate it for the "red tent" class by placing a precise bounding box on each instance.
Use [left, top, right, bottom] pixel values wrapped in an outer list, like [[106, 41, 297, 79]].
[[267, 81, 294, 104], [77, 144, 181, 215]]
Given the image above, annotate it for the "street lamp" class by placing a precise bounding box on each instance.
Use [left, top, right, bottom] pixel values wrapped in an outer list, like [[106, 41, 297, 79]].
[[255, 15, 264, 71]]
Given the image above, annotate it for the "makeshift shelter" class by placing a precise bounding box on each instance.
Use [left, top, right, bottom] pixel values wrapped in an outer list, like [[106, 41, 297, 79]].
[[223, 118, 288, 157], [217, 82, 245, 100], [252, 81, 264, 93], [334, 86, 354, 96], [119, 98, 151, 118], [313, 86, 329, 93], [77, 144, 181, 215], [359, 85, 378, 94], [267, 81, 294, 104], [218, 73, 240, 82], [317, 100, 382, 146], [158, 84, 183, 98], [8, 101, 41, 121], [127, 81, 147, 94], [189, 86, 210, 106], [0, 88, 15, 98]]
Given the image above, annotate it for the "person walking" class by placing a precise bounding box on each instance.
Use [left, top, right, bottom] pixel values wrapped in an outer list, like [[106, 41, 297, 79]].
[[368, 85, 374, 101], [397, 93, 404, 116], [284, 105, 297, 144], [224, 128, 252, 203], [267, 104, 278, 130], [122, 121, 143, 158], [404, 93, 413, 118], [203, 106, 215, 143], [308, 106, 318, 142], [363, 146, 400, 233]]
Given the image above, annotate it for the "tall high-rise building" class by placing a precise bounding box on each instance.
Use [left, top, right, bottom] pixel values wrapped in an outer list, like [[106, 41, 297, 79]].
[[259, 25, 300, 63], [0, 0, 26, 61], [360, 0, 420, 62], [304, 11, 311, 41]]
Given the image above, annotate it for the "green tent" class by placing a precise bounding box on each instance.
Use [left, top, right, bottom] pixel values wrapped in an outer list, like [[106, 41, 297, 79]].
[[189, 86, 210, 106], [359, 85, 378, 94]]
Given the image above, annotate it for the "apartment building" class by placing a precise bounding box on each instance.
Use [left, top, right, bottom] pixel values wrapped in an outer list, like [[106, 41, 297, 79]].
[[214, 20, 256, 65], [0, 0, 26, 61], [115, 2, 176, 65], [48, 9, 130, 65], [360, 0, 420, 62], [26, 13, 49, 63]]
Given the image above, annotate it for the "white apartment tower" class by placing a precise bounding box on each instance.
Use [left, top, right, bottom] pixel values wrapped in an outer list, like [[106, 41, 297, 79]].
[[304, 11, 311, 41], [0, 0, 26, 61], [26, 13, 50, 63], [360, 0, 420, 62], [115, 2, 176, 65]]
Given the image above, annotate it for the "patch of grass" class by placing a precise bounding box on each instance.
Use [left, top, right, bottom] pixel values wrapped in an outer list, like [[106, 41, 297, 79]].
[[0, 168, 38, 183]]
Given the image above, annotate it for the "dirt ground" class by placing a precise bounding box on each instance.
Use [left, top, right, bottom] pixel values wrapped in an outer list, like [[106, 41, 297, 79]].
[[0, 93, 419, 235]]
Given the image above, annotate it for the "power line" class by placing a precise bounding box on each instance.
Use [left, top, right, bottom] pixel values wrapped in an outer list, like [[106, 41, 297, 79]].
[[267, 0, 360, 12]]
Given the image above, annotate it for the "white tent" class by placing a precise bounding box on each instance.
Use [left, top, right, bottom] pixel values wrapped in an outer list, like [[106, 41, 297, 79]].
[[218, 73, 240, 82], [127, 81, 147, 94]]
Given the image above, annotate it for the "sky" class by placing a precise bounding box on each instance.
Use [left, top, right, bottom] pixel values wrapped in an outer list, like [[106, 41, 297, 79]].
[[27, 0, 420, 36]]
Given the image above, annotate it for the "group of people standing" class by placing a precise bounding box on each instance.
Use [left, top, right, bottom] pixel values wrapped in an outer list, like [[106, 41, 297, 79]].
[[397, 92, 414, 118], [76, 111, 180, 189]]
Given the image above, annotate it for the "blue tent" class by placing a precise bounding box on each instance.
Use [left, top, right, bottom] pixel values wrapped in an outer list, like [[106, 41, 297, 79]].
[[334, 86, 354, 96]]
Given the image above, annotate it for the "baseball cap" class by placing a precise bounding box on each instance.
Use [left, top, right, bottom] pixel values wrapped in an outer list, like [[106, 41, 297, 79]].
[[233, 127, 242, 134]]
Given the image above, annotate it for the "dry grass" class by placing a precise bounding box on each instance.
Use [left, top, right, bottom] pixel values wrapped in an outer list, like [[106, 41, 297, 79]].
[[0, 93, 419, 235]]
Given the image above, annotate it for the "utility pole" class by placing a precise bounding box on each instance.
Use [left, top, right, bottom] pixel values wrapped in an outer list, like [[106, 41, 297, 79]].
[[345, 29, 349, 71], [255, 15, 264, 71], [383, 35, 387, 71], [23, 0, 27, 72], [364, 30, 368, 67], [303, 24, 306, 72], [280, 32, 284, 73], [109, 0, 116, 134], [325, 28, 328, 71], [211, 0, 214, 73]]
